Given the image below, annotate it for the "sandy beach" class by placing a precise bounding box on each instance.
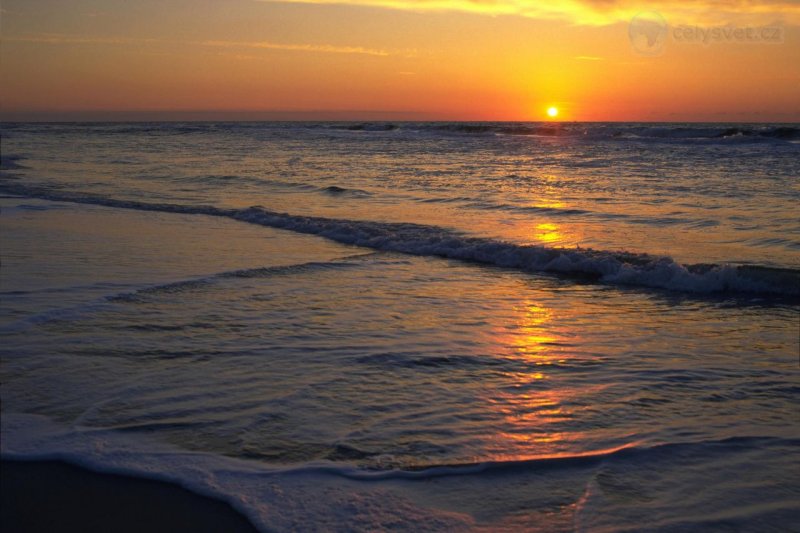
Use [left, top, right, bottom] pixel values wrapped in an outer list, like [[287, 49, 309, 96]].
[[1, 460, 258, 533]]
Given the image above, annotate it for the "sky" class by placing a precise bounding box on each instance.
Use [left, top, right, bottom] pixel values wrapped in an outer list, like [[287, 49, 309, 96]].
[[1, 0, 799, 121]]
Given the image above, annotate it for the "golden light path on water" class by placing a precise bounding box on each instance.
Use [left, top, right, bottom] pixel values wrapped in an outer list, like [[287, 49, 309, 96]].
[[534, 223, 562, 244], [484, 297, 640, 463]]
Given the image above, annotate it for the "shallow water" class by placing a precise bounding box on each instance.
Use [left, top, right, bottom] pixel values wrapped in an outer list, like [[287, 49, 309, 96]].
[[1, 122, 799, 531]]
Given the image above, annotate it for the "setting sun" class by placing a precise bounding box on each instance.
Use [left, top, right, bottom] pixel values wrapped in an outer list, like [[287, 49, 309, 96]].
[[547, 107, 559, 118]]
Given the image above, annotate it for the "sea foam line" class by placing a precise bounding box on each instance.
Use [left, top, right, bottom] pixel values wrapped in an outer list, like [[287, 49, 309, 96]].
[[2, 183, 798, 297], [0, 259, 369, 333]]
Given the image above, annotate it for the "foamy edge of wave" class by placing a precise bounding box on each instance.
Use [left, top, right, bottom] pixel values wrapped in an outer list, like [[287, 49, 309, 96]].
[[4, 412, 796, 532], [1, 413, 477, 532], [3, 184, 798, 297], [0, 257, 376, 333]]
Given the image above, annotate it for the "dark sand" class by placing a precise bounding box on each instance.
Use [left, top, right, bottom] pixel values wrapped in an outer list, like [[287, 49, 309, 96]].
[[1, 460, 259, 533]]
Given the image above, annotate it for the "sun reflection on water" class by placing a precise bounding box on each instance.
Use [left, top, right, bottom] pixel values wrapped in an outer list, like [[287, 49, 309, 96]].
[[534, 222, 562, 244], [485, 300, 599, 460]]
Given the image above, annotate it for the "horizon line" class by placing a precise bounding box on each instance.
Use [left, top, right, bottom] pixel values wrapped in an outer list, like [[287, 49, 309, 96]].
[[2, 110, 799, 124]]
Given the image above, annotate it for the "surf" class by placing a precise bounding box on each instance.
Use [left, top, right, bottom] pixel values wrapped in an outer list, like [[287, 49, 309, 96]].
[[2, 183, 798, 298]]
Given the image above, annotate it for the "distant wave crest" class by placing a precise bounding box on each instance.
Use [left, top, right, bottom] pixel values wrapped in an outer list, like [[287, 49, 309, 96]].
[[328, 122, 800, 143]]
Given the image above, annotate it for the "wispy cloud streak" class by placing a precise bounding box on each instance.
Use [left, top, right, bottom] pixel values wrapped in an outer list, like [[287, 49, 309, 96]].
[[200, 40, 389, 56], [3, 34, 390, 56], [3, 35, 160, 45], [255, 0, 800, 25]]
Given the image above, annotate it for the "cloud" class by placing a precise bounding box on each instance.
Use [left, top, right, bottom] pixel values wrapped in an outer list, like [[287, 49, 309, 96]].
[[3, 35, 160, 45], [200, 40, 389, 56], [4, 34, 390, 57], [256, 0, 800, 25]]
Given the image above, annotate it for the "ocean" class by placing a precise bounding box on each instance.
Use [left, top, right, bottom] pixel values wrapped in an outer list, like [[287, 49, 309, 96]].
[[1, 121, 799, 531]]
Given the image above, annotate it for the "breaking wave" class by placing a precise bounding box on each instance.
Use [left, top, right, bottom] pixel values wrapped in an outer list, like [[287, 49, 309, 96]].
[[325, 122, 800, 142], [3, 183, 798, 297], [7, 122, 796, 144], [0, 413, 798, 531]]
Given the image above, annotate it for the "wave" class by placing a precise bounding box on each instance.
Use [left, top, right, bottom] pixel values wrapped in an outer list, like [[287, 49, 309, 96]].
[[430, 123, 559, 137], [325, 122, 800, 143], [6, 121, 799, 142], [0, 259, 368, 333], [343, 123, 399, 132], [4, 412, 798, 532], [328, 122, 570, 137], [1, 413, 474, 532], [110, 260, 362, 303], [356, 351, 505, 370], [461, 199, 719, 226], [308, 187, 717, 229], [0, 300, 118, 334], [3, 183, 798, 297], [6, 412, 793, 479], [306, 435, 798, 481], [0, 154, 28, 171], [5, 408, 794, 483], [321, 185, 372, 197], [175, 174, 374, 199], [174, 174, 326, 195], [5, 123, 798, 148], [615, 125, 800, 142]]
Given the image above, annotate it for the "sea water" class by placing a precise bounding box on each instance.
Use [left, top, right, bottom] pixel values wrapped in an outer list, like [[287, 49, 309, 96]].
[[1, 122, 799, 531]]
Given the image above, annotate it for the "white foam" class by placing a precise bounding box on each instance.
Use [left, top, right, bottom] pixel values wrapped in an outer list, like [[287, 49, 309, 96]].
[[2, 184, 797, 297], [1, 413, 474, 532]]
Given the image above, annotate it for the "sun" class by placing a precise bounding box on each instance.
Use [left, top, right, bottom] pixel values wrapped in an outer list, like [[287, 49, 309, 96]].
[[547, 106, 559, 118]]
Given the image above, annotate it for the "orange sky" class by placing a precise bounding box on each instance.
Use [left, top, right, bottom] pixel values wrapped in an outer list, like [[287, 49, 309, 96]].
[[1, 0, 798, 121]]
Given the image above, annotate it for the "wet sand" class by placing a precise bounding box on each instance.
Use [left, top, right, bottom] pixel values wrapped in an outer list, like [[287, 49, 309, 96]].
[[1, 460, 259, 533]]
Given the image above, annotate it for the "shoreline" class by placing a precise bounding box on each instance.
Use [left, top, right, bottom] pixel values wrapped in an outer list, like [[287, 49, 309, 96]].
[[1, 459, 259, 533]]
